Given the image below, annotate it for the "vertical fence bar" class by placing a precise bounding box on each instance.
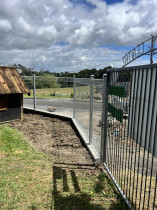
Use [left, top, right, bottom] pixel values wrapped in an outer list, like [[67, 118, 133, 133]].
[[100, 74, 108, 163], [131, 69, 143, 203], [109, 72, 115, 175], [128, 70, 139, 201], [106, 73, 112, 171], [142, 68, 156, 210], [33, 74, 36, 110], [89, 75, 94, 145], [134, 69, 148, 208], [138, 68, 152, 210], [73, 75, 76, 119]]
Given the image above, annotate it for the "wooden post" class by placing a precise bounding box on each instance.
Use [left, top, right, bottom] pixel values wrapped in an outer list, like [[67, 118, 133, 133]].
[[21, 93, 23, 120]]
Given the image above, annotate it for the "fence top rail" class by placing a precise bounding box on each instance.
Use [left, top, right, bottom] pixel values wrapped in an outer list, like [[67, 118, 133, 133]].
[[35, 76, 73, 79], [75, 78, 103, 81], [75, 78, 90, 82], [93, 79, 103, 82], [22, 76, 73, 79], [107, 63, 157, 72]]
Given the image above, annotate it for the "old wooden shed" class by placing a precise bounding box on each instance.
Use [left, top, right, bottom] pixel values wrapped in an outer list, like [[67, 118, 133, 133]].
[[0, 66, 30, 123]]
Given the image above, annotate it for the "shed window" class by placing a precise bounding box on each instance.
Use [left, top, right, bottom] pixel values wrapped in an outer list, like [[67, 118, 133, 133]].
[[0, 95, 7, 111]]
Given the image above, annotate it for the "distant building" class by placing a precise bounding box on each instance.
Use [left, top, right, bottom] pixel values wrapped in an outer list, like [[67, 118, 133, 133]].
[[0, 66, 30, 123]]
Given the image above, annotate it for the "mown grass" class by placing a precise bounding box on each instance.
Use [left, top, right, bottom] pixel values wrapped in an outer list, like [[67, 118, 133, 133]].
[[24, 86, 91, 99], [0, 126, 53, 209], [0, 125, 127, 209], [24, 87, 74, 99]]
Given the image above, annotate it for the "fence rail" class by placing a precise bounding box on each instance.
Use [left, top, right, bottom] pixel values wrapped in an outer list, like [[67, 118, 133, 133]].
[[22, 63, 157, 209]]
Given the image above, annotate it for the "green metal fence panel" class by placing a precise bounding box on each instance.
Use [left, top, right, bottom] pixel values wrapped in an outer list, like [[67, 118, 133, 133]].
[[108, 85, 126, 97], [108, 103, 123, 123]]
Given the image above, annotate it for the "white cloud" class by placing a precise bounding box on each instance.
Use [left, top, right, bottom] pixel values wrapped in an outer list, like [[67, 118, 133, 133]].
[[41, 55, 47, 62], [0, 19, 12, 32], [17, 17, 33, 33], [37, 25, 58, 41], [81, 56, 88, 61], [0, 0, 157, 71]]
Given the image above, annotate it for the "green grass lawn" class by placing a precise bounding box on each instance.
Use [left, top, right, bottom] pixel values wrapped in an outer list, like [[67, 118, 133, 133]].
[[0, 126, 53, 209], [0, 125, 127, 210], [24, 87, 74, 99], [23, 86, 91, 99]]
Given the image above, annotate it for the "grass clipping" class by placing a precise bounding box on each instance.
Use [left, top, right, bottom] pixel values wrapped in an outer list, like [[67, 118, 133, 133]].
[[0, 126, 53, 209]]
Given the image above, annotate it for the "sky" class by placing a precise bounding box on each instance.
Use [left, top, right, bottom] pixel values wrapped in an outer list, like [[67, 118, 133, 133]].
[[0, 0, 157, 73]]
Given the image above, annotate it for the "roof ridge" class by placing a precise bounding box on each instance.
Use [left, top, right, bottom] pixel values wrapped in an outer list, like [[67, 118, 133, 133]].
[[0, 66, 15, 69], [0, 66, 30, 95]]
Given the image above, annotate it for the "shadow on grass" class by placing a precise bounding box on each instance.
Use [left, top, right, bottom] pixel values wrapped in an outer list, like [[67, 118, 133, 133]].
[[52, 192, 105, 210], [51, 166, 127, 210], [94, 173, 115, 193], [70, 170, 81, 192]]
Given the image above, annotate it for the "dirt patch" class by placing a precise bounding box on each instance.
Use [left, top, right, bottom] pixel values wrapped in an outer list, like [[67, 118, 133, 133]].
[[10, 114, 94, 167]]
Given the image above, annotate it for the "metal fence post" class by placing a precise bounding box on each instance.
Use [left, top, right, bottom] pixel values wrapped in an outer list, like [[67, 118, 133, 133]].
[[73, 75, 76, 119], [33, 74, 36, 110], [89, 75, 94, 145], [100, 74, 108, 163]]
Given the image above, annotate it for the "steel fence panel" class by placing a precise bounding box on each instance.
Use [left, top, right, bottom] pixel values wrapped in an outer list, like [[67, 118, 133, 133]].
[[106, 66, 157, 210], [128, 69, 157, 157], [89, 75, 94, 144], [73, 77, 103, 157], [91, 78, 103, 157], [74, 77, 91, 142], [22, 76, 73, 118]]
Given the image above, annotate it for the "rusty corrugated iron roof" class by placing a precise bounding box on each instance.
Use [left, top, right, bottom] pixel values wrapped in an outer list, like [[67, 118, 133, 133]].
[[0, 66, 30, 95]]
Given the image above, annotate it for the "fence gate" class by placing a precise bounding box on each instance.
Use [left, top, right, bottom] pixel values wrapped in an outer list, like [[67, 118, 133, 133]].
[[103, 64, 157, 209]]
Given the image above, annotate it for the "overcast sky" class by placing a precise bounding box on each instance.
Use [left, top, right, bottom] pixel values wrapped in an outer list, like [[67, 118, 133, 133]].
[[0, 0, 157, 72]]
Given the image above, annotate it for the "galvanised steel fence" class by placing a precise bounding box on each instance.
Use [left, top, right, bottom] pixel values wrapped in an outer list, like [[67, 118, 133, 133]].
[[22, 76, 73, 118], [73, 76, 103, 158], [103, 64, 157, 210], [22, 63, 157, 209]]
